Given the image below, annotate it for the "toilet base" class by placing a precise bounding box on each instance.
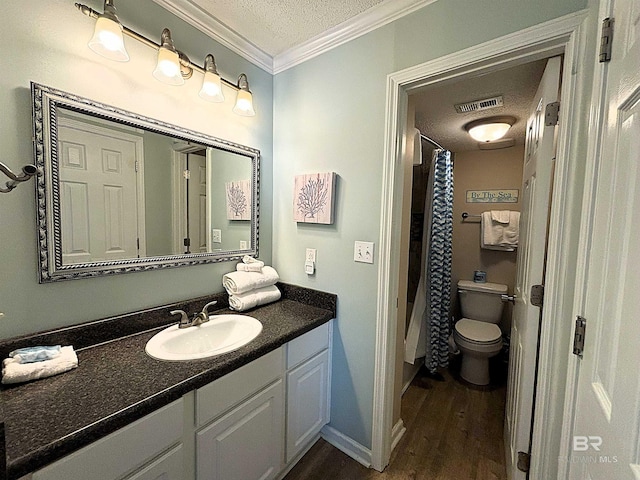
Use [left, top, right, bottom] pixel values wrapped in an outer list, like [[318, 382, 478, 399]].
[[460, 353, 491, 386]]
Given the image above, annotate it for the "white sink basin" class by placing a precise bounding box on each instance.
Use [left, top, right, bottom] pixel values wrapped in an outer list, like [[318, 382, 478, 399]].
[[145, 314, 263, 361]]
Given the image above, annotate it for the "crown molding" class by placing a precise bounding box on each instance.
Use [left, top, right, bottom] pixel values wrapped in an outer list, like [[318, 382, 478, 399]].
[[273, 0, 438, 74], [151, 0, 274, 73], [152, 0, 438, 75]]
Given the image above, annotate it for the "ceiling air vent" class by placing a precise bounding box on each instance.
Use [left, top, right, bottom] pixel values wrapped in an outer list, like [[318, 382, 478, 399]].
[[455, 95, 504, 114]]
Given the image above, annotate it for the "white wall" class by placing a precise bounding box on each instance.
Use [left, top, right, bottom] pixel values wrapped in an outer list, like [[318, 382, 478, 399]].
[[0, 0, 273, 339], [273, 0, 587, 451]]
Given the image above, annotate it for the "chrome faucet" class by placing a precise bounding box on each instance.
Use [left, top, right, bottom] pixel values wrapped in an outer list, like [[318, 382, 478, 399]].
[[171, 300, 218, 329]]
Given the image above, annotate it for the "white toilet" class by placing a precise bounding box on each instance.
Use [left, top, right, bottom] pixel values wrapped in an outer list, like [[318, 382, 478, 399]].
[[454, 280, 507, 385]]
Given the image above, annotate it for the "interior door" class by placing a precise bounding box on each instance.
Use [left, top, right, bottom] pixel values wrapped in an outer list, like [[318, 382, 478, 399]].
[[504, 56, 561, 479], [187, 153, 208, 253], [58, 119, 142, 264], [568, 2, 640, 478]]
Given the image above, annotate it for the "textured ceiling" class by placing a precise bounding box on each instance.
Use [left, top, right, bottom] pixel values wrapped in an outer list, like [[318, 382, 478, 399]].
[[188, 0, 387, 55], [412, 59, 549, 152]]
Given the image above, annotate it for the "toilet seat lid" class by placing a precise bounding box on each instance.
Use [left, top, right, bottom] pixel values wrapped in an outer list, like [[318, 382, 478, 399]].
[[455, 318, 502, 343]]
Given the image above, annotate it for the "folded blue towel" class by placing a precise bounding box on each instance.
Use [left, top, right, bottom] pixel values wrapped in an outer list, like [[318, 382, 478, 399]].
[[9, 345, 62, 364]]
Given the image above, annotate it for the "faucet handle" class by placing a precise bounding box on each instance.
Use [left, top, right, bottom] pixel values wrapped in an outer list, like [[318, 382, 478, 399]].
[[170, 309, 189, 327], [201, 301, 218, 317]]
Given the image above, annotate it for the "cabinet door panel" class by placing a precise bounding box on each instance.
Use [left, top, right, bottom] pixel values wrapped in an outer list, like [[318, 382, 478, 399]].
[[197, 380, 284, 480], [286, 350, 329, 462]]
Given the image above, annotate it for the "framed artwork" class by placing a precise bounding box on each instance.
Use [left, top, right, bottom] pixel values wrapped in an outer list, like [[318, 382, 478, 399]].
[[226, 180, 251, 220], [294, 172, 336, 224]]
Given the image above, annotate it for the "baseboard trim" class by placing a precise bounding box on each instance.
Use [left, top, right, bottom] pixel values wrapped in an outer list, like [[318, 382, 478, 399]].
[[391, 419, 406, 453], [320, 425, 372, 468]]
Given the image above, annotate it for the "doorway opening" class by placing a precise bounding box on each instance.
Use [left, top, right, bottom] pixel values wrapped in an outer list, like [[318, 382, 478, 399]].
[[400, 55, 561, 479], [372, 12, 587, 479]]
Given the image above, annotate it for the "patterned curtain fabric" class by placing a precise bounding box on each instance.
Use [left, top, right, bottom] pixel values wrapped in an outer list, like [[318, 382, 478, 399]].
[[426, 150, 454, 373]]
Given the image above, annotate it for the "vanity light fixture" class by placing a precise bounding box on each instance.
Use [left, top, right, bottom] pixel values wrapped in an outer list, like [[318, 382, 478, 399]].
[[199, 54, 224, 102], [153, 29, 185, 86], [76, 1, 255, 116], [87, 0, 129, 62], [233, 74, 256, 117], [465, 116, 516, 143]]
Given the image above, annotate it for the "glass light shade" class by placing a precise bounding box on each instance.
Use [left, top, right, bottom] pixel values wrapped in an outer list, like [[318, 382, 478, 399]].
[[199, 72, 225, 102], [153, 47, 184, 86], [468, 122, 511, 142], [233, 90, 255, 116], [88, 16, 129, 62]]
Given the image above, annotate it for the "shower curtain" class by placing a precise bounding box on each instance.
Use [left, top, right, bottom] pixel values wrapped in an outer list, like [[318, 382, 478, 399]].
[[404, 149, 453, 373], [425, 149, 453, 372]]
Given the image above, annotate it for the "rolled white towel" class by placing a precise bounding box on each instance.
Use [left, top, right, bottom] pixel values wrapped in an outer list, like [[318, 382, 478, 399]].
[[236, 256, 264, 272], [2, 346, 78, 384], [229, 285, 281, 312], [223, 266, 279, 295]]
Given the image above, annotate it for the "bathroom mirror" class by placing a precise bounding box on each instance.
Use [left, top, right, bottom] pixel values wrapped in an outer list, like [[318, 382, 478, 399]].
[[32, 82, 259, 282]]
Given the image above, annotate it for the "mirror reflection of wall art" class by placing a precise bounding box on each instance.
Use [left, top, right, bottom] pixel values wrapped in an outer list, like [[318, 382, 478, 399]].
[[226, 180, 251, 220], [294, 172, 336, 224]]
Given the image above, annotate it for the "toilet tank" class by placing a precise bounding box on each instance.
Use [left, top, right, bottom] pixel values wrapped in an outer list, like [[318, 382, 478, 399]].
[[458, 280, 508, 323]]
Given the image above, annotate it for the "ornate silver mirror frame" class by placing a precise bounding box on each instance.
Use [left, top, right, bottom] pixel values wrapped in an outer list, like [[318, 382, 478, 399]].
[[32, 82, 260, 282]]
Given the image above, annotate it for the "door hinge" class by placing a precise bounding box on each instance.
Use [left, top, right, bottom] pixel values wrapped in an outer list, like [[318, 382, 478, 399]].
[[134, 160, 139, 172], [183, 169, 191, 180], [573, 316, 587, 356], [530, 284, 544, 307], [545, 102, 560, 126], [599, 17, 614, 63], [517, 451, 531, 473]]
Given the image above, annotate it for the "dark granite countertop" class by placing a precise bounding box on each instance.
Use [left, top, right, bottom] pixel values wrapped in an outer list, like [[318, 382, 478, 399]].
[[1, 285, 336, 479]]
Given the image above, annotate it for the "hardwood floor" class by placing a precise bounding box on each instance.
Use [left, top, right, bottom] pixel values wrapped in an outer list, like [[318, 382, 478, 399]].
[[284, 359, 507, 480]]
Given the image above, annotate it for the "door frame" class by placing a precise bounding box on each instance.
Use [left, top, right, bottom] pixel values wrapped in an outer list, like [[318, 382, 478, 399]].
[[371, 9, 590, 477]]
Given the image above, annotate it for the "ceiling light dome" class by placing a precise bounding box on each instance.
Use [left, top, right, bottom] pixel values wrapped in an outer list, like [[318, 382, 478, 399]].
[[465, 116, 516, 143]]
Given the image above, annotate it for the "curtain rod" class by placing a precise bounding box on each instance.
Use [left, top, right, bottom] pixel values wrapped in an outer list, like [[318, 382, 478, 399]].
[[419, 133, 446, 151]]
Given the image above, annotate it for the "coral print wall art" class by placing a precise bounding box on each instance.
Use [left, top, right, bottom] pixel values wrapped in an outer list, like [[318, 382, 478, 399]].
[[226, 180, 251, 220], [294, 172, 336, 224]]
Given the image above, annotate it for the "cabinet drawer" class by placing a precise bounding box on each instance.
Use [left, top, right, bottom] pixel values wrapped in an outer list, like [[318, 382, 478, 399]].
[[286, 322, 329, 369], [33, 398, 184, 480], [196, 347, 283, 427]]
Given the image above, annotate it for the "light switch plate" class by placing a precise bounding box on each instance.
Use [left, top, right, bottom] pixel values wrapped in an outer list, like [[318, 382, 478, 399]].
[[354, 241, 374, 264], [212, 229, 222, 243]]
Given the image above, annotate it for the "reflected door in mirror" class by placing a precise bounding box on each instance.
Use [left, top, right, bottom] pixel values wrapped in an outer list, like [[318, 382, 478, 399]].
[[58, 117, 144, 264]]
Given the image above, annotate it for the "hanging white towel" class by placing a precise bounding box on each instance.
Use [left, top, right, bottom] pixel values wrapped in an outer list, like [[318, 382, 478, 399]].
[[481, 211, 520, 251], [229, 285, 281, 312], [223, 266, 280, 295], [2, 346, 78, 384]]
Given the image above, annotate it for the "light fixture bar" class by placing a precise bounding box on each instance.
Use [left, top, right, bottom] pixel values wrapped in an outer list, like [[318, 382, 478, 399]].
[[75, 3, 240, 92]]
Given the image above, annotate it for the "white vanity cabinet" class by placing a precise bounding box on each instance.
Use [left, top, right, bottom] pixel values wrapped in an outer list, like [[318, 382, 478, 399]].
[[31, 398, 185, 480], [26, 321, 332, 480], [195, 348, 285, 480], [285, 323, 331, 463]]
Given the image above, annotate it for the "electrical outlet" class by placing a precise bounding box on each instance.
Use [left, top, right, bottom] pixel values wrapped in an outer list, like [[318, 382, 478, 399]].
[[354, 241, 374, 264], [212, 229, 222, 243], [240, 240, 248, 249], [306, 248, 317, 263]]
